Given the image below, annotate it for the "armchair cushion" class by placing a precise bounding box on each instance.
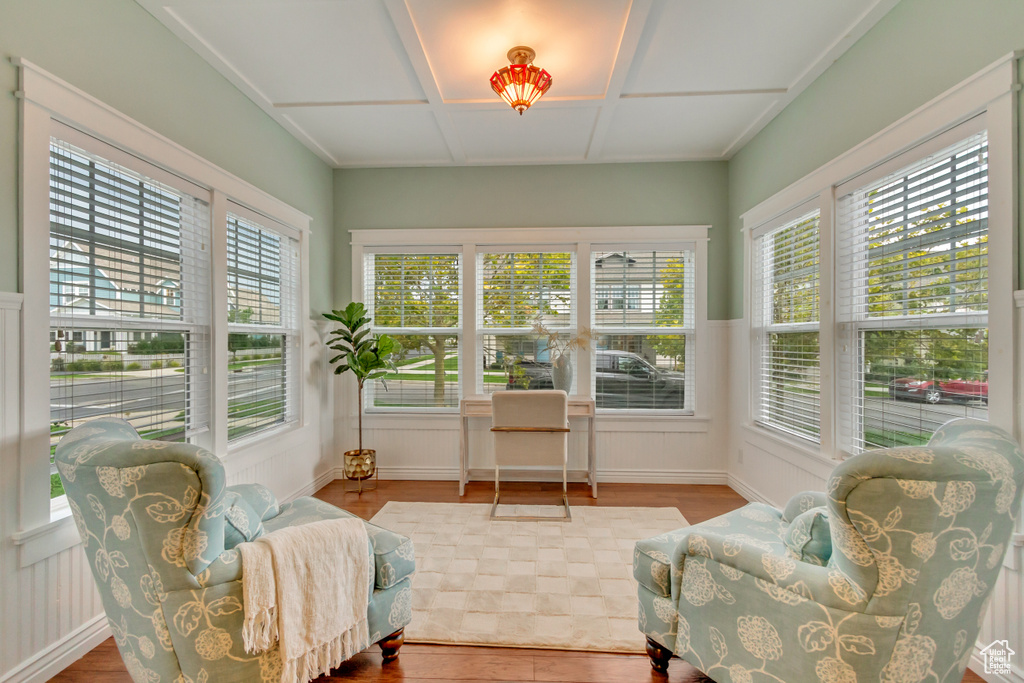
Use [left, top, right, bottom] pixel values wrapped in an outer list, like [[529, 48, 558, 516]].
[[781, 490, 829, 522], [227, 483, 280, 520], [783, 506, 831, 564], [222, 492, 264, 550]]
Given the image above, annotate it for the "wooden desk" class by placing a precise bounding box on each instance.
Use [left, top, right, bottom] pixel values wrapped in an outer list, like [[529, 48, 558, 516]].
[[459, 395, 597, 498]]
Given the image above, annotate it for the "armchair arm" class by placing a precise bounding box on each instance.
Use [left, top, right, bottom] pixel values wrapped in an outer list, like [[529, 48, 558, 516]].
[[679, 529, 869, 612], [196, 548, 243, 587]]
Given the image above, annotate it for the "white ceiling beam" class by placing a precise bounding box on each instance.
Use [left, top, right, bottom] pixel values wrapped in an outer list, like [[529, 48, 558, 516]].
[[382, 0, 466, 165], [584, 0, 654, 162]]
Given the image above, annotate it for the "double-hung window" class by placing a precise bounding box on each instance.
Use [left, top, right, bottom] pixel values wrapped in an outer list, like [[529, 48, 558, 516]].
[[836, 123, 989, 453], [591, 248, 695, 411], [477, 250, 575, 393], [364, 251, 462, 408], [49, 128, 211, 496], [751, 211, 821, 440], [225, 210, 300, 441]]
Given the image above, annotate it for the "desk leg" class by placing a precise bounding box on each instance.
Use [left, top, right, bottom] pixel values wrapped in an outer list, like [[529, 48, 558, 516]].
[[589, 415, 597, 498], [459, 415, 468, 496]]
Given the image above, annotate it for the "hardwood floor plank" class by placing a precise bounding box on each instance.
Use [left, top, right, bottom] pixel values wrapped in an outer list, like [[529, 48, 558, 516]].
[[51, 481, 986, 683]]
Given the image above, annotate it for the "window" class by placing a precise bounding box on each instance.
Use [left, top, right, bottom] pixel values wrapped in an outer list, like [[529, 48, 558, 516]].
[[592, 249, 695, 411], [49, 135, 211, 497], [751, 212, 821, 440], [226, 211, 300, 440], [352, 227, 708, 413], [836, 126, 989, 453], [477, 250, 575, 394], [364, 252, 461, 408]]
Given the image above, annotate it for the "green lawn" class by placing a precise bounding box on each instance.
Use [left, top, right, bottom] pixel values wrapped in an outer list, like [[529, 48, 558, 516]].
[[864, 428, 929, 448]]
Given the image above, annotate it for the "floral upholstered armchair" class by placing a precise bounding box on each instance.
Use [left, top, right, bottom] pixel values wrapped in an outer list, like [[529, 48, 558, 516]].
[[55, 418, 415, 683], [635, 419, 1024, 682]]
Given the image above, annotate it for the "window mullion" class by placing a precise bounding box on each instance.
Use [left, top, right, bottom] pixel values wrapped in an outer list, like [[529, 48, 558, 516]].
[[206, 191, 230, 454]]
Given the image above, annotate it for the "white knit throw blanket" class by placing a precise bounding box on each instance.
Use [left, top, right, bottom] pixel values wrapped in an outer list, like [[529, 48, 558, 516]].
[[238, 518, 371, 683]]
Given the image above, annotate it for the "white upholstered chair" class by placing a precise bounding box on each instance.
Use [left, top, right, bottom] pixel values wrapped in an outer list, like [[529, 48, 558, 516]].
[[490, 389, 571, 519]]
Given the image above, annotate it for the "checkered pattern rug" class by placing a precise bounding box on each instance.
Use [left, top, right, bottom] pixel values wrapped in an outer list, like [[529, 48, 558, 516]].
[[368, 501, 688, 652]]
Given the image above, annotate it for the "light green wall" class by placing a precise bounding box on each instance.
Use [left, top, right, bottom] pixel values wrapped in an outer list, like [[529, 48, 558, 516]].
[[333, 162, 731, 319], [727, 0, 1024, 319], [0, 0, 334, 313]]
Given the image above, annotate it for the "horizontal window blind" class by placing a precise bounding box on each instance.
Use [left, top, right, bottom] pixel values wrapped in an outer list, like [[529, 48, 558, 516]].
[[752, 212, 821, 440], [49, 138, 211, 496], [367, 253, 460, 329], [478, 251, 574, 329], [226, 212, 299, 440], [363, 252, 461, 409], [836, 131, 989, 454], [592, 250, 694, 329], [592, 249, 695, 411], [837, 131, 988, 322], [227, 213, 299, 328]]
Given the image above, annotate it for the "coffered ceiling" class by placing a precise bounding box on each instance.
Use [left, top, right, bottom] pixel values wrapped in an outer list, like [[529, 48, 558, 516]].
[[137, 0, 899, 168]]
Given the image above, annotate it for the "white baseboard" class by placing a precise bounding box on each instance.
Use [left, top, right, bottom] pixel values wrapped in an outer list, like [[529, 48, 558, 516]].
[[285, 468, 337, 502], [596, 469, 728, 485], [373, 466, 461, 480], [329, 466, 729, 485], [0, 614, 110, 683], [727, 473, 776, 506]]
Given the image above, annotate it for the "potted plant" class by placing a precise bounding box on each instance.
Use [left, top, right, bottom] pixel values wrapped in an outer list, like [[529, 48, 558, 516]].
[[324, 302, 396, 493], [532, 320, 592, 393]]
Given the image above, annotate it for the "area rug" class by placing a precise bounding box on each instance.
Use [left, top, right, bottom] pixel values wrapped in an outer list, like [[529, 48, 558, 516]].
[[368, 501, 687, 653]]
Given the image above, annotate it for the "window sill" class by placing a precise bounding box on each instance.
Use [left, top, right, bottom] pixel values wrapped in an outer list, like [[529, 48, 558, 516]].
[[741, 422, 838, 470], [11, 509, 81, 568], [356, 411, 711, 433], [224, 419, 301, 458]]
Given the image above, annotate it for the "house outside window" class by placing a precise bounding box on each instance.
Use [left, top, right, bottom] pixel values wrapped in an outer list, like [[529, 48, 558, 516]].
[[48, 134, 211, 498]]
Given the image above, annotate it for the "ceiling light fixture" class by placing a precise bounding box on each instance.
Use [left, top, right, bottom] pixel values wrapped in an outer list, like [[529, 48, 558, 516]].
[[490, 46, 552, 115]]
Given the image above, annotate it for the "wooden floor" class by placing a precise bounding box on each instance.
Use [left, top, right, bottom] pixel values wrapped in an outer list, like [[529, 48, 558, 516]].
[[52, 480, 984, 682]]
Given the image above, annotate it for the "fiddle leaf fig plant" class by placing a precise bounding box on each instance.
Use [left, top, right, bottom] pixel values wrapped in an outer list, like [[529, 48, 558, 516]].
[[324, 302, 396, 454]]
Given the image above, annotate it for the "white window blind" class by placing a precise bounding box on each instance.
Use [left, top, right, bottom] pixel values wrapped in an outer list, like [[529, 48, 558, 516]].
[[477, 251, 575, 395], [479, 251, 575, 329], [226, 211, 300, 441], [591, 248, 695, 411], [364, 252, 461, 408], [752, 213, 821, 440], [49, 137, 211, 496], [836, 128, 989, 453]]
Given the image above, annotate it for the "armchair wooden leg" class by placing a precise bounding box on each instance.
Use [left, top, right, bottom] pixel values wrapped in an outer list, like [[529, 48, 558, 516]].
[[646, 636, 673, 673], [379, 629, 405, 663]]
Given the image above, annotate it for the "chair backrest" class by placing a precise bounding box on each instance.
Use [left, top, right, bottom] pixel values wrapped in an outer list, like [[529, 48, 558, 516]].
[[491, 390, 568, 467], [825, 419, 1024, 678], [55, 418, 234, 678]]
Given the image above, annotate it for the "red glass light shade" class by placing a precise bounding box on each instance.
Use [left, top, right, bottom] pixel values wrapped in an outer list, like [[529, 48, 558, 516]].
[[490, 46, 552, 115]]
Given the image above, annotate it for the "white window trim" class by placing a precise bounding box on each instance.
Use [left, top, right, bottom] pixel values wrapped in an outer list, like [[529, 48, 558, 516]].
[[350, 225, 711, 420], [741, 51, 1019, 461], [14, 59, 312, 565]]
